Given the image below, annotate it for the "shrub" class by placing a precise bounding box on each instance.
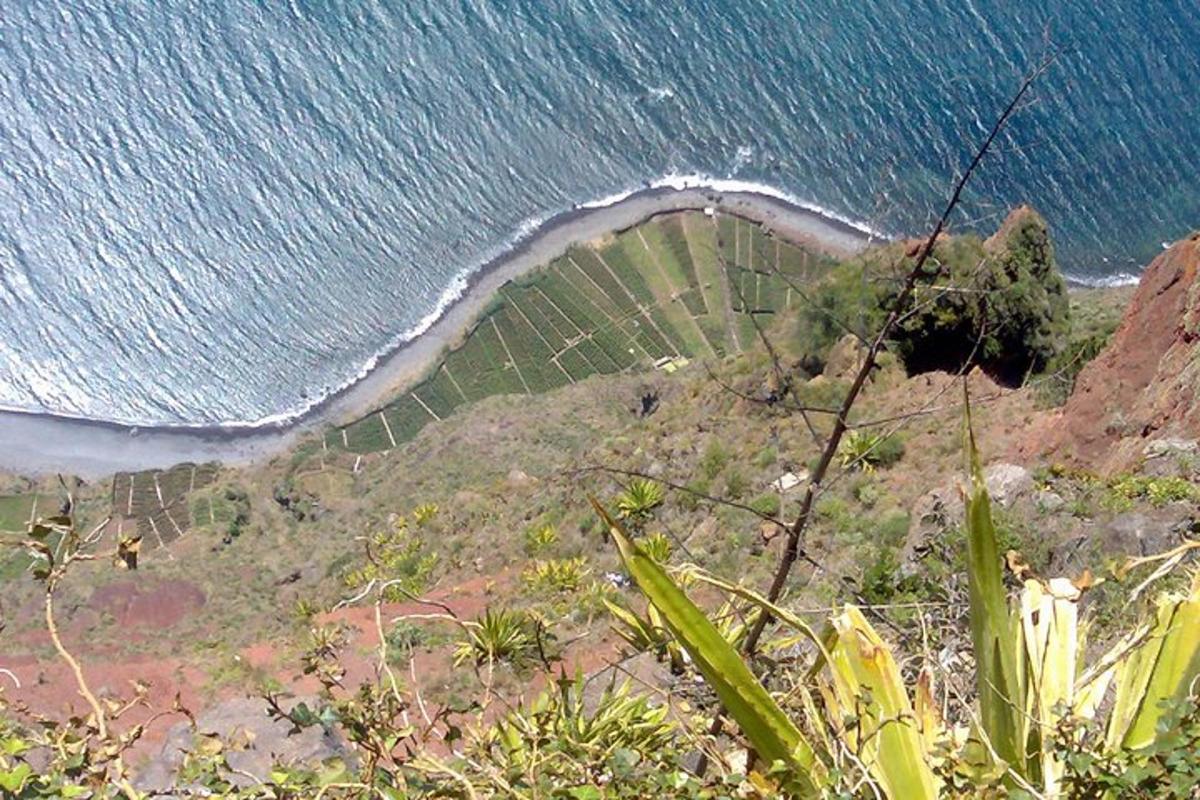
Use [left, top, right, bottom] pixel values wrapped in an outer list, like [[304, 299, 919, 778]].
[[385, 620, 429, 660], [342, 513, 439, 601], [798, 211, 1070, 386], [723, 468, 747, 500], [748, 492, 781, 518], [678, 477, 709, 511], [1105, 474, 1198, 508], [858, 546, 941, 610], [699, 440, 729, 480], [478, 672, 685, 793], [754, 445, 778, 468], [838, 430, 905, 472]]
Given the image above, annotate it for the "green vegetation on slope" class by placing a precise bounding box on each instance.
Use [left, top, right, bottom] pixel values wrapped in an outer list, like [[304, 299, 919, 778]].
[[793, 208, 1070, 386]]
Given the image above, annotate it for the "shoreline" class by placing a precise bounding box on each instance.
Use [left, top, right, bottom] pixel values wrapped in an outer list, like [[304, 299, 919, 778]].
[[0, 184, 877, 478]]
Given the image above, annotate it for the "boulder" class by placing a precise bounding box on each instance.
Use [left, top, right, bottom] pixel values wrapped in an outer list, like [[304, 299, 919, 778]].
[[1095, 510, 1193, 558], [983, 463, 1033, 507], [823, 334, 866, 381], [1141, 437, 1200, 478]]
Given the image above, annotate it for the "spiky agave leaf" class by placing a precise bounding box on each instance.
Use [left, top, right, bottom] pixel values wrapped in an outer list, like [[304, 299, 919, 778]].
[[820, 606, 939, 799], [593, 499, 823, 794], [1105, 569, 1200, 751], [1018, 576, 1083, 795], [676, 563, 941, 798], [962, 397, 1028, 778]]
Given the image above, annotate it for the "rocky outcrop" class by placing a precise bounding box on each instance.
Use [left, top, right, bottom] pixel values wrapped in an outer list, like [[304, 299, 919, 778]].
[[135, 696, 353, 792], [1034, 232, 1200, 473], [901, 463, 1033, 566]]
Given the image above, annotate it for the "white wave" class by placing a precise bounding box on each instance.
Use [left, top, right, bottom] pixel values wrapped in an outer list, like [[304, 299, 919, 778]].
[[1063, 270, 1141, 288], [647, 172, 889, 239], [201, 214, 553, 430], [730, 145, 753, 173], [143, 174, 886, 431], [578, 188, 642, 209]]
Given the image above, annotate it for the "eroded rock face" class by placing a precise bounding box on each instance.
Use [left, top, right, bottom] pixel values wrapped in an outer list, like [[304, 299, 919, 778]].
[[1037, 232, 1200, 473]]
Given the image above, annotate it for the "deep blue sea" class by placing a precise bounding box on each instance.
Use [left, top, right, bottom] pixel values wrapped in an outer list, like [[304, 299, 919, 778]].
[[1, 0, 1198, 426]]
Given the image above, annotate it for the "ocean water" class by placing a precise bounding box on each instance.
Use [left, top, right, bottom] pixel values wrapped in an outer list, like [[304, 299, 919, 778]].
[[1, 0, 1197, 427]]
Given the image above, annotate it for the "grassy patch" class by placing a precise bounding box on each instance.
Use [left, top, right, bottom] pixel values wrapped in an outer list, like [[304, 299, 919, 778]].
[[0, 494, 37, 532]]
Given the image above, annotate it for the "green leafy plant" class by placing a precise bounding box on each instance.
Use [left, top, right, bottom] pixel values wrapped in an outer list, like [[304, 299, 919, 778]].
[[522, 557, 590, 595], [1104, 474, 1198, 510], [412, 502, 439, 524], [481, 670, 676, 778], [522, 522, 559, 555], [452, 608, 540, 667], [615, 478, 665, 521], [342, 512, 439, 601], [384, 619, 429, 660], [837, 430, 905, 473], [639, 531, 672, 564]]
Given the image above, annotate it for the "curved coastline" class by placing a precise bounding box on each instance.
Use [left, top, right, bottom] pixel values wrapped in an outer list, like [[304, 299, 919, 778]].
[[0, 183, 877, 478]]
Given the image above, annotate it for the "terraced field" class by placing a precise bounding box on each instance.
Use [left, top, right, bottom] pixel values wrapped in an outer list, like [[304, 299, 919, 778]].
[[330, 211, 836, 455], [110, 462, 220, 550]]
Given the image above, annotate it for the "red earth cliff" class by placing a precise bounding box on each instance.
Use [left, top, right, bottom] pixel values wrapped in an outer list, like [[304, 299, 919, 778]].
[[1029, 231, 1200, 472]]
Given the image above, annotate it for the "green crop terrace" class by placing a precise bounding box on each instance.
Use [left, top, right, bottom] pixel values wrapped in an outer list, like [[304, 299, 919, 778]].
[[328, 210, 836, 456]]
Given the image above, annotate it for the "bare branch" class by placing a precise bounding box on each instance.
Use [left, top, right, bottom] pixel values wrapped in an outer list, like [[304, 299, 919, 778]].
[[742, 51, 1056, 656]]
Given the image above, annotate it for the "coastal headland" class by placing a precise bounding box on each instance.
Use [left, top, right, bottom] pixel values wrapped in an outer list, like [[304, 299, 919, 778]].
[[0, 185, 876, 478]]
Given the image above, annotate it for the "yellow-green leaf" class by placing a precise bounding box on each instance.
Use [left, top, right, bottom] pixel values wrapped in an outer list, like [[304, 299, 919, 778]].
[[1106, 570, 1200, 750], [822, 607, 939, 799]]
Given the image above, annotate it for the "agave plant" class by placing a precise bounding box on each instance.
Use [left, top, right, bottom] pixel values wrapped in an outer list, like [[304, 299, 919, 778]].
[[595, 416, 1200, 798], [615, 478, 665, 521], [484, 669, 676, 770], [522, 556, 590, 595], [523, 522, 560, 555], [452, 608, 538, 667], [640, 531, 673, 564], [411, 502, 439, 525], [605, 577, 762, 675]]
